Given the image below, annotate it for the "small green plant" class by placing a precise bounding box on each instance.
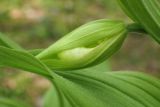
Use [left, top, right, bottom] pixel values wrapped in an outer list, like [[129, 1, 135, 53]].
[[0, 0, 160, 107]]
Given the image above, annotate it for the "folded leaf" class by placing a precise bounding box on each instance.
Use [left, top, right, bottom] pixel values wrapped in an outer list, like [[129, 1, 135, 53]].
[[0, 46, 51, 78], [43, 60, 110, 107], [43, 85, 73, 107], [84, 60, 110, 72], [49, 71, 160, 107], [43, 86, 61, 107], [118, 0, 160, 43], [28, 49, 44, 56]]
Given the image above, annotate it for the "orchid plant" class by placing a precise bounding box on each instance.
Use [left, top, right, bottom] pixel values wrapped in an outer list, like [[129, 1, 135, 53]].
[[0, 0, 160, 107]]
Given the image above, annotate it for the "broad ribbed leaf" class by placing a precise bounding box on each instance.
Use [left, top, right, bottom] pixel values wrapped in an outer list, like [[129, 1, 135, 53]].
[[43, 84, 73, 107], [28, 49, 44, 56], [0, 46, 51, 78], [43, 61, 110, 107], [48, 71, 160, 107], [84, 60, 110, 72], [43, 86, 61, 107], [118, 0, 160, 43]]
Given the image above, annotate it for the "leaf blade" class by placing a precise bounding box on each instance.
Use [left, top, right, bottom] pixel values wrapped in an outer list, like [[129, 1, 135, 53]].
[[52, 70, 160, 107], [118, 0, 160, 43], [0, 46, 51, 78]]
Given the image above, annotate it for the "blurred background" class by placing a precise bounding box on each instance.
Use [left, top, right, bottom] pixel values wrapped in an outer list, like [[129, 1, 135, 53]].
[[0, 0, 160, 107]]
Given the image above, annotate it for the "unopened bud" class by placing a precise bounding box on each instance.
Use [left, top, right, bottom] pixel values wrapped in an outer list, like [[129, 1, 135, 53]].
[[36, 19, 127, 70]]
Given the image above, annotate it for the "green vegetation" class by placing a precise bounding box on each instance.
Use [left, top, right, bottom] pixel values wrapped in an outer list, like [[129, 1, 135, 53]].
[[0, 0, 160, 107]]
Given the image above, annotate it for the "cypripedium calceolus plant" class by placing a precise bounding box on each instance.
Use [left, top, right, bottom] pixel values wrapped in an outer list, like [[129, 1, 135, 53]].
[[36, 19, 127, 70], [0, 0, 160, 107]]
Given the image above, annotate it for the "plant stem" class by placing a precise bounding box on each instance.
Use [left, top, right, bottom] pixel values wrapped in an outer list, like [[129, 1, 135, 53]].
[[127, 23, 147, 34]]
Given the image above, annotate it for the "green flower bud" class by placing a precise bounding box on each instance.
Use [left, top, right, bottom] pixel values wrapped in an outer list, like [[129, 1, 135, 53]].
[[36, 19, 127, 70]]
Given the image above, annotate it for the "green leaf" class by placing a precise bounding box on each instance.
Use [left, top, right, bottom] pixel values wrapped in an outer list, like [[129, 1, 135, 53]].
[[43, 60, 110, 107], [84, 60, 110, 72], [43, 86, 61, 107], [49, 70, 160, 107], [43, 84, 73, 107], [118, 0, 160, 43], [0, 33, 23, 50], [0, 46, 51, 78], [28, 49, 44, 56]]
